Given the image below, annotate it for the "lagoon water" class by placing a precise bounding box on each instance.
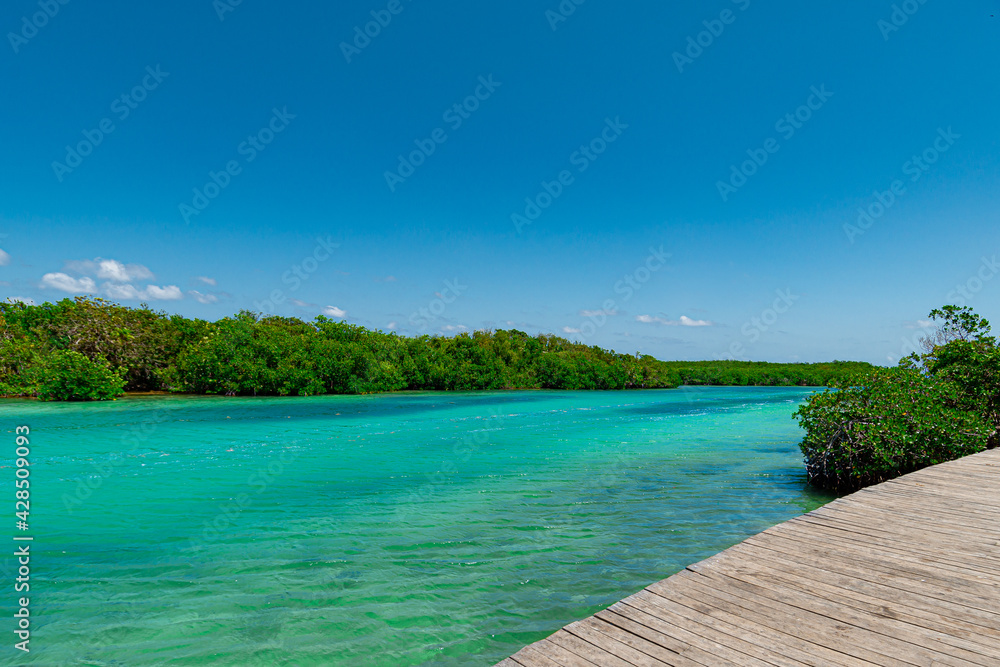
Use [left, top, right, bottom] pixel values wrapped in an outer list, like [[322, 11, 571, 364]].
[[1, 387, 834, 666]]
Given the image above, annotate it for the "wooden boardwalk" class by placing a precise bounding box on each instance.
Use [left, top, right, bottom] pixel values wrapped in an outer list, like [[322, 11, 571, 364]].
[[497, 449, 1000, 667]]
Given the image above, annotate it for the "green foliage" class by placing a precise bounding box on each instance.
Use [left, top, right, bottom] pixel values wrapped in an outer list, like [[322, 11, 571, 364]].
[[659, 360, 873, 388], [797, 305, 1000, 492], [0, 297, 872, 401], [34, 350, 126, 401], [1, 296, 208, 393], [794, 367, 990, 492], [903, 306, 1000, 447]]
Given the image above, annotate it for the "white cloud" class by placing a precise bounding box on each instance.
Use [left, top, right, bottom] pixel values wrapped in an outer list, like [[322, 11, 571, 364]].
[[103, 282, 182, 301], [142, 285, 183, 300], [387, 321, 397, 328], [0, 249, 10, 266], [6, 296, 34, 305], [189, 290, 219, 304], [323, 306, 347, 318], [636, 314, 713, 327], [903, 319, 934, 330], [103, 283, 142, 300], [66, 258, 153, 282], [42, 258, 183, 301], [562, 326, 582, 334], [41, 273, 97, 293], [289, 298, 316, 307], [441, 324, 468, 332], [580, 308, 618, 317], [98, 259, 153, 282], [195, 276, 217, 286]]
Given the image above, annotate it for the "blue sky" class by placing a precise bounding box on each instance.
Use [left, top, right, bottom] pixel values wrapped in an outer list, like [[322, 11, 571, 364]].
[[2, 0, 998, 364]]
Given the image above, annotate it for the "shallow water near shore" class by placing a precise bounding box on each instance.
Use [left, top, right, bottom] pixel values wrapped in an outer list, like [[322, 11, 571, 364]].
[[1, 387, 835, 665]]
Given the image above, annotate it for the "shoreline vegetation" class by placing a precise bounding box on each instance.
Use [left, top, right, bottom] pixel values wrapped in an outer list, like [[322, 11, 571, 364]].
[[1, 297, 872, 401], [6, 298, 995, 497], [5, 309, 985, 651], [795, 306, 1000, 492]]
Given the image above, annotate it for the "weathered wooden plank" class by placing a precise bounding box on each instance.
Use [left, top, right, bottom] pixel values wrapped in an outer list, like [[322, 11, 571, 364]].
[[743, 530, 1000, 614], [547, 629, 636, 667], [763, 517, 1000, 579], [766, 520, 1000, 593], [734, 538, 1000, 633], [520, 638, 600, 667], [711, 546, 1000, 660], [631, 586, 863, 667], [576, 616, 700, 667], [688, 561, 991, 666], [905, 466, 998, 483], [507, 644, 566, 667], [813, 502, 1000, 544], [879, 477, 997, 503], [845, 493, 1000, 529], [725, 539, 1000, 638], [832, 492, 1000, 526], [605, 598, 777, 667], [772, 519, 1000, 583], [594, 608, 719, 667], [866, 487, 1000, 520], [666, 570, 917, 667], [769, 517, 1000, 579], [776, 515, 1000, 570], [859, 483, 1000, 512], [495, 449, 1000, 666], [562, 619, 672, 667], [793, 508, 1000, 553]]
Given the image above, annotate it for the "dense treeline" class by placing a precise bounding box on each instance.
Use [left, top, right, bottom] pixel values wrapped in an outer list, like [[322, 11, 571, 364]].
[[795, 306, 1000, 492], [0, 297, 871, 401], [658, 360, 873, 388]]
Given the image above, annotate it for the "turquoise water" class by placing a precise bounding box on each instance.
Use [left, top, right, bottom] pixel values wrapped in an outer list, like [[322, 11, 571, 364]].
[[0, 387, 834, 666]]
